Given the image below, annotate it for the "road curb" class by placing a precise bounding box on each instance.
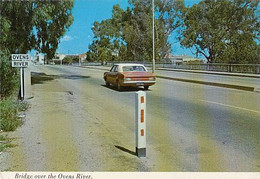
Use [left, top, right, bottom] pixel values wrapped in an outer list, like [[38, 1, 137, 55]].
[[157, 68, 260, 78], [156, 75, 255, 92], [75, 65, 258, 92]]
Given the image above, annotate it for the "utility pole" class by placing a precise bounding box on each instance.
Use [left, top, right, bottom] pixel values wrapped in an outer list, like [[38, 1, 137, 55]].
[[152, 0, 155, 73]]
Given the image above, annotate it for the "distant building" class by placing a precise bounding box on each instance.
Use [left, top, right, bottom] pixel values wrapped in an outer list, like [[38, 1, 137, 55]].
[[36, 53, 87, 64], [52, 53, 67, 64], [164, 54, 202, 64], [34, 53, 45, 64], [79, 53, 87, 62]]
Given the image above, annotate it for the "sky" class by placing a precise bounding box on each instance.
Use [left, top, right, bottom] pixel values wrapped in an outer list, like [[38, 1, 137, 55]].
[[57, 0, 201, 58]]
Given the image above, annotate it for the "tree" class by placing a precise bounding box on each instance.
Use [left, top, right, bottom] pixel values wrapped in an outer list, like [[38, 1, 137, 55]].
[[128, 0, 183, 61], [0, 1, 74, 98], [0, 52, 19, 99], [88, 5, 130, 62], [62, 56, 79, 64], [33, 1, 74, 60], [179, 0, 259, 64], [0, 2, 35, 54], [87, 0, 183, 62], [0, 1, 74, 58]]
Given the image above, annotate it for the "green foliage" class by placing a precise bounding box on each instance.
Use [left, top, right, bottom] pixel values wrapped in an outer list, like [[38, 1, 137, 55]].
[[33, 1, 74, 60], [185, 60, 204, 65], [179, 0, 259, 64], [0, 1, 74, 59], [0, 2, 34, 54], [0, 134, 17, 152], [0, 52, 19, 99], [0, 99, 27, 132], [0, 135, 8, 152], [0, 1, 74, 98], [87, 1, 182, 62], [62, 56, 79, 64]]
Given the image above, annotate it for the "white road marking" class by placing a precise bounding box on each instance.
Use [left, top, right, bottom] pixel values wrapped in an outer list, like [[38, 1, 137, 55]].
[[200, 100, 260, 114]]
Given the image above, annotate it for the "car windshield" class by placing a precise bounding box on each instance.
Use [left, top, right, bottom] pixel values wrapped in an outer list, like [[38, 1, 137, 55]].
[[123, 66, 146, 72]]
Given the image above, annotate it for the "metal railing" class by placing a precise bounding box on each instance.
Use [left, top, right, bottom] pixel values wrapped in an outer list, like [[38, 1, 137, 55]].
[[78, 62, 260, 74], [171, 63, 260, 74]]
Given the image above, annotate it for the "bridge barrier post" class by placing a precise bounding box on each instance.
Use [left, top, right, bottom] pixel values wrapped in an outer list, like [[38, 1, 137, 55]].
[[135, 91, 146, 157]]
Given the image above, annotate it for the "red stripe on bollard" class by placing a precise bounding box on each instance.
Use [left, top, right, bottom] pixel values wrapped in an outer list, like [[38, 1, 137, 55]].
[[141, 109, 144, 123], [141, 129, 144, 136], [141, 96, 144, 103]]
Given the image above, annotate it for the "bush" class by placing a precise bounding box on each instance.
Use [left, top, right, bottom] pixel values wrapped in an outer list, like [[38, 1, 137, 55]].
[[0, 134, 16, 152], [62, 56, 79, 64], [0, 135, 8, 152], [0, 99, 27, 131], [0, 52, 19, 99]]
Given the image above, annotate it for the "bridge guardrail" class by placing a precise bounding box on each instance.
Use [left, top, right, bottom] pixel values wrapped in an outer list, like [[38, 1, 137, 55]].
[[78, 62, 260, 74]]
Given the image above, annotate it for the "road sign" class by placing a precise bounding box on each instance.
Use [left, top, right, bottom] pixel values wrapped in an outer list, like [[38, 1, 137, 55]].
[[11, 54, 31, 100], [11, 54, 30, 61], [11, 54, 30, 68], [12, 61, 30, 68]]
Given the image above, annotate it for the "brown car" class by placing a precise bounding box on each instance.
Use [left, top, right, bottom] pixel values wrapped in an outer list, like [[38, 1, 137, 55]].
[[104, 63, 156, 91]]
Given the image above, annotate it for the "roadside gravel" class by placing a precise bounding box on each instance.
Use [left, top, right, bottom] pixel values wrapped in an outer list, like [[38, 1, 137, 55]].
[[0, 65, 152, 171]]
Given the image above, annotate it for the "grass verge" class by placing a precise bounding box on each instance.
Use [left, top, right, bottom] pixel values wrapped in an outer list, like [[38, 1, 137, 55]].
[[0, 99, 29, 152], [0, 134, 16, 152], [0, 99, 28, 131]]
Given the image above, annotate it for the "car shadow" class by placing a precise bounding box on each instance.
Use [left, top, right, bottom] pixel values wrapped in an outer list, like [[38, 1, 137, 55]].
[[31, 72, 90, 85], [101, 85, 151, 92], [115, 145, 137, 157], [31, 72, 56, 85]]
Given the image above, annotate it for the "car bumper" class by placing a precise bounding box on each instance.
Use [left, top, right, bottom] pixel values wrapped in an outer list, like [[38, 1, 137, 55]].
[[121, 81, 156, 87]]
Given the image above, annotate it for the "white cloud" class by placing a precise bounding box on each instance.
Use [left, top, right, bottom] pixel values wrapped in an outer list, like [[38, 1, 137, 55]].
[[60, 35, 74, 42]]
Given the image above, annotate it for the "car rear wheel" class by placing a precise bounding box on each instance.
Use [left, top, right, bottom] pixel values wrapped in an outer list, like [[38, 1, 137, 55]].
[[105, 80, 110, 87], [117, 80, 122, 91], [104, 77, 110, 87], [144, 86, 149, 90]]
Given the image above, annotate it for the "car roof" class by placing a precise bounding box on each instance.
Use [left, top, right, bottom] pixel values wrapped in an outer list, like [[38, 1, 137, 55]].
[[114, 63, 145, 67]]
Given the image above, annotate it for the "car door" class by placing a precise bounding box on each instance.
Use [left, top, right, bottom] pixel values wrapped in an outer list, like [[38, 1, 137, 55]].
[[110, 65, 119, 85], [106, 65, 115, 84], [106, 65, 118, 85]]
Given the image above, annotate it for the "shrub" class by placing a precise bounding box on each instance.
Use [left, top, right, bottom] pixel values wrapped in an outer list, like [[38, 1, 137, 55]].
[[0, 52, 19, 99], [0, 99, 25, 131], [62, 56, 80, 64], [0, 134, 16, 152]]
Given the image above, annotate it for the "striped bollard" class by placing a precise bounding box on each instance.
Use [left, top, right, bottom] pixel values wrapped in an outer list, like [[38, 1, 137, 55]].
[[135, 91, 146, 157]]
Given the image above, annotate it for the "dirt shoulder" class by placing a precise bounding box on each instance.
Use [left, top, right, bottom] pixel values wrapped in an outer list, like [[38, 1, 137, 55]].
[[0, 65, 150, 171]]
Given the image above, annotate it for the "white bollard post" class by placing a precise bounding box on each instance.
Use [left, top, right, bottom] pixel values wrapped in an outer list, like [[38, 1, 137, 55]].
[[135, 91, 146, 157]]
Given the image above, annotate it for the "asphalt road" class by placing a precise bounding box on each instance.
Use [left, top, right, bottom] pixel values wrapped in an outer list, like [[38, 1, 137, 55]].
[[1, 65, 259, 171]]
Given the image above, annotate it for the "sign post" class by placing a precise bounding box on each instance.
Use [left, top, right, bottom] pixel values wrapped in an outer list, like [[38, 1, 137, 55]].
[[135, 91, 146, 157], [12, 54, 30, 100], [20, 68, 24, 100]]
